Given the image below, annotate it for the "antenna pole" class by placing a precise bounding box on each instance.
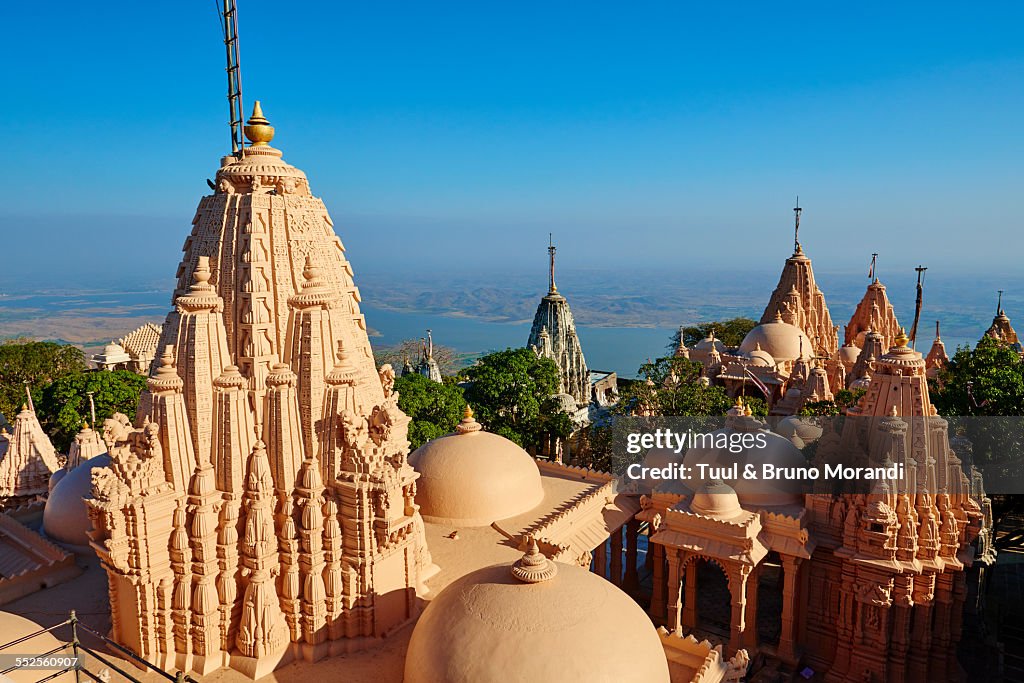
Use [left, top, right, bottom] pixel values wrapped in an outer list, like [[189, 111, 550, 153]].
[[221, 0, 244, 155], [548, 234, 557, 294], [793, 197, 802, 253], [910, 265, 927, 349]]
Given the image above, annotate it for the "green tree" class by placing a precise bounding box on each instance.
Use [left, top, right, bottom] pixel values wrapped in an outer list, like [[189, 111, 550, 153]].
[[670, 317, 757, 350], [931, 336, 1024, 417], [928, 336, 1024, 482], [573, 421, 614, 472], [393, 373, 466, 450], [0, 340, 86, 423], [37, 370, 148, 452], [618, 356, 733, 417], [460, 348, 569, 449]]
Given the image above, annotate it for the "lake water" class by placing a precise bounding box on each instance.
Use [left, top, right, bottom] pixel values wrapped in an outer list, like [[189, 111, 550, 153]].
[[0, 280, 995, 380], [362, 304, 676, 377]]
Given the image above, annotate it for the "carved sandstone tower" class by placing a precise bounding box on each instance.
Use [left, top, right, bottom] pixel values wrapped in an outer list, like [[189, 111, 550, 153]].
[[844, 276, 901, 352], [527, 237, 590, 406], [87, 104, 432, 679], [761, 203, 839, 358], [805, 330, 994, 682]]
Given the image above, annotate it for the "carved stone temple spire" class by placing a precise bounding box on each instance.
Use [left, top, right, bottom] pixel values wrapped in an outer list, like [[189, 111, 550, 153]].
[[761, 205, 839, 358], [147, 347, 197, 493], [845, 272, 901, 352], [171, 257, 231, 465], [87, 100, 432, 678], [984, 291, 1021, 350], [0, 402, 59, 504], [236, 438, 288, 671], [415, 329, 442, 383], [925, 321, 950, 378], [526, 237, 590, 406]]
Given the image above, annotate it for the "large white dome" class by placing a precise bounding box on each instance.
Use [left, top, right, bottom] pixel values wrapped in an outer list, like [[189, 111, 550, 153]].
[[409, 409, 544, 526], [405, 543, 670, 683], [739, 316, 812, 363]]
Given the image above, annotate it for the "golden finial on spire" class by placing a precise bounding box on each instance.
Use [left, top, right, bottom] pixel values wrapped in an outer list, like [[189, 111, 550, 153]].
[[894, 327, 909, 348], [243, 100, 275, 146], [744, 403, 753, 417]]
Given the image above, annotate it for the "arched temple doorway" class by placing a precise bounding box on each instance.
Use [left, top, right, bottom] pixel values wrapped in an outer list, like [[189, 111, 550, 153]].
[[755, 551, 784, 647], [685, 557, 731, 641]]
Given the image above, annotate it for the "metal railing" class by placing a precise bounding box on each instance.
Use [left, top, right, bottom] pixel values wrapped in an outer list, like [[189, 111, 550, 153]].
[[0, 611, 200, 683]]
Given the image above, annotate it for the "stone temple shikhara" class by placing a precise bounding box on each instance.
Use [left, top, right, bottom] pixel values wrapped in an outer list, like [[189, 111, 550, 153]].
[[83, 104, 434, 678]]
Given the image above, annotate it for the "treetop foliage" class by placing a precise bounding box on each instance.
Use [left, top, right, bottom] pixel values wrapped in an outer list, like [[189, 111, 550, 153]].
[[460, 347, 571, 449], [671, 317, 757, 350], [393, 372, 465, 450]]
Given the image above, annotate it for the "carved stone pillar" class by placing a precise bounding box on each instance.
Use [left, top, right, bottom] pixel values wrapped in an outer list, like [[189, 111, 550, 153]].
[[622, 519, 640, 594], [929, 572, 954, 681], [682, 557, 698, 631], [650, 541, 666, 623], [728, 565, 751, 656], [778, 555, 803, 665], [907, 572, 936, 682], [743, 564, 760, 653], [610, 527, 623, 586], [594, 539, 607, 579], [666, 550, 682, 633]]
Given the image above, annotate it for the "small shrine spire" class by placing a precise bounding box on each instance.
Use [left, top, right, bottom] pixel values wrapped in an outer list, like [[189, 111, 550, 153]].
[[547, 233, 558, 294]]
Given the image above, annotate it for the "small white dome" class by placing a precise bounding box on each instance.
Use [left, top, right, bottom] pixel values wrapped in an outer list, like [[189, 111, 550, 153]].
[[103, 342, 125, 356], [694, 335, 727, 353], [775, 416, 823, 446], [44, 453, 111, 551], [690, 480, 744, 519], [836, 343, 861, 365], [746, 342, 776, 368]]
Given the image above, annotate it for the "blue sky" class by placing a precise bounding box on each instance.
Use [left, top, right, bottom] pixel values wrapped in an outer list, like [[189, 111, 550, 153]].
[[2, 1, 1023, 287]]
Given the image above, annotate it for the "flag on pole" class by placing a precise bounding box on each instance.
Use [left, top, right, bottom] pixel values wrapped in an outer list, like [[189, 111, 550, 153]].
[[744, 366, 771, 400], [867, 259, 874, 280]]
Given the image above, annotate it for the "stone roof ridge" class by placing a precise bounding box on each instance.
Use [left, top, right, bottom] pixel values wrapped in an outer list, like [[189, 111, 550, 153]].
[[535, 459, 613, 481], [523, 478, 616, 540], [0, 513, 73, 565], [668, 505, 755, 529]]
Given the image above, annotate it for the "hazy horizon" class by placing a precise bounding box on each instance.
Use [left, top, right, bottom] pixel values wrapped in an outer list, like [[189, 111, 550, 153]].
[[2, 2, 1023, 282]]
